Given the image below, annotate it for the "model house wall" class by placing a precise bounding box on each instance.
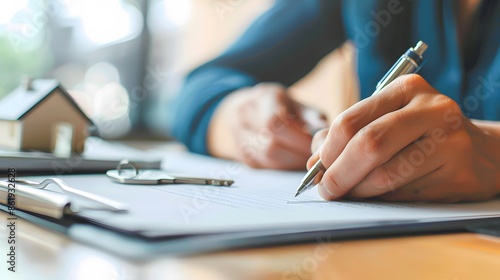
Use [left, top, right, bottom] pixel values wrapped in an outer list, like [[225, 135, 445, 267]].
[[20, 89, 88, 153], [0, 120, 23, 150]]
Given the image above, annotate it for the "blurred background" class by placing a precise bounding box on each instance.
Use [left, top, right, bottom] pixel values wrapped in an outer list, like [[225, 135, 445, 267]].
[[0, 0, 357, 141], [0, 0, 273, 139]]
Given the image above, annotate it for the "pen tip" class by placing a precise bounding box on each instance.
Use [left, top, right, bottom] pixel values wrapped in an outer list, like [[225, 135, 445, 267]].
[[295, 183, 308, 197], [294, 187, 304, 197]]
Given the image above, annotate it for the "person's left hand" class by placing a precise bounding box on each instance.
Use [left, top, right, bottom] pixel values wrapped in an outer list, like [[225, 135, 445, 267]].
[[308, 74, 500, 203]]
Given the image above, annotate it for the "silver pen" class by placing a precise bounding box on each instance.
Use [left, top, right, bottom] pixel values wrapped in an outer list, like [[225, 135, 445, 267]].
[[295, 41, 428, 197]]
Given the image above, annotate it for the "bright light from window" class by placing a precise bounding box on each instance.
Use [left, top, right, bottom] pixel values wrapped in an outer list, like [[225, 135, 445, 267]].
[[77, 62, 131, 138], [149, 0, 191, 32], [0, 0, 28, 25], [84, 62, 121, 92], [163, 0, 191, 27], [93, 82, 131, 138], [93, 83, 130, 121], [69, 0, 143, 46]]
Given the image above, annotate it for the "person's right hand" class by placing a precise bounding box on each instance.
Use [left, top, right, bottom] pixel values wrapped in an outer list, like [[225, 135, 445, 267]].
[[208, 83, 316, 170]]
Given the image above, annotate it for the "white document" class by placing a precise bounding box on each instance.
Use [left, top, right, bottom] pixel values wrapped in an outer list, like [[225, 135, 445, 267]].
[[30, 152, 500, 237]]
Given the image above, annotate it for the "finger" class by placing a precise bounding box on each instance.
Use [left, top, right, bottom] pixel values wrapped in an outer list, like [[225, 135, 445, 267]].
[[251, 83, 290, 127], [237, 127, 308, 170], [269, 115, 312, 156], [307, 152, 320, 170], [346, 135, 447, 198], [318, 182, 335, 200], [263, 144, 310, 170], [236, 126, 271, 167], [241, 113, 311, 157], [258, 82, 300, 118], [319, 74, 428, 168], [306, 128, 328, 170], [301, 107, 328, 134], [262, 84, 315, 132], [273, 84, 305, 120], [311, 128, 329, 154], [243, 85, 299, 130], [319, 105, 432, 200], [248, 142, 309, 170]]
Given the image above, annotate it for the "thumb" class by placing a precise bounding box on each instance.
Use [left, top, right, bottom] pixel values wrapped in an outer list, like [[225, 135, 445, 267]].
[[307, 128, 329, 170], [311, 128, 329, 154]]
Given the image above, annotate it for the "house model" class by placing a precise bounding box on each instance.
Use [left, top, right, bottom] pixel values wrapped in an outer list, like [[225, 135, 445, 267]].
[[0, 79, 93, 154]]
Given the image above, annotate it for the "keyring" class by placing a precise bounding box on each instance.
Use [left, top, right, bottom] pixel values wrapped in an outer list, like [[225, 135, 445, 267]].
[[116, 159, 139, 179]]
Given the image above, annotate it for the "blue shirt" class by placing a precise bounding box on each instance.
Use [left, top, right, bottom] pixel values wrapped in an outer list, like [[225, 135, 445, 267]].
[[171, 0, 500, 155]]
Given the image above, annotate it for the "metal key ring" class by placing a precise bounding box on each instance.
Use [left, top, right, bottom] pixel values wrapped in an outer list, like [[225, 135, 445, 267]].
[[117, 159, 139, 179]]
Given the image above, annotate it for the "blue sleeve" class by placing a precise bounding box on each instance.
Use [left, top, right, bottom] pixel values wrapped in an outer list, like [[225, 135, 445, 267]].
[[171, 0, 346, 154]]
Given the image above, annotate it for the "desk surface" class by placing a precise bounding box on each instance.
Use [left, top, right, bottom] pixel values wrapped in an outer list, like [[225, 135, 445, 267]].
[[1, 211, 500, 280]]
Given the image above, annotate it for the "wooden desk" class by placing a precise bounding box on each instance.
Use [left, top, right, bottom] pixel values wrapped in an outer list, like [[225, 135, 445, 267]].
[[1, 211, 499, 280]]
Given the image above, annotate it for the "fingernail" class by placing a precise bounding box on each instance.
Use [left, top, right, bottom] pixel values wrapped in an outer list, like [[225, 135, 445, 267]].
[[318, 182, 336, 200]]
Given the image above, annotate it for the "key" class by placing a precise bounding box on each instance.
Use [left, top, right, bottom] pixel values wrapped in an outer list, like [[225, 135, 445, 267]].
[[106, 169, 234, 186]]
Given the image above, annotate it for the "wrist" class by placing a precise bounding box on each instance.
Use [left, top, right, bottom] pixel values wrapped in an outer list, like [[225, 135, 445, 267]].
[[207, 91, 243, 159], [495, 141, 500, 196], [471, 120, 500, 195], [486, 133, 500, 195]]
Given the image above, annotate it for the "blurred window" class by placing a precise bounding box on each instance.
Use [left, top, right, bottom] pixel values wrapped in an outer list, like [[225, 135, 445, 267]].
[[0, 0, 272, 139]]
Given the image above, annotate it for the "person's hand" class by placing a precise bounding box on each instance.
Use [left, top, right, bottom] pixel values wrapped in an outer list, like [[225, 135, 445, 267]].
[[209, 83, 320, 170], [308, 74, 500, 202]]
